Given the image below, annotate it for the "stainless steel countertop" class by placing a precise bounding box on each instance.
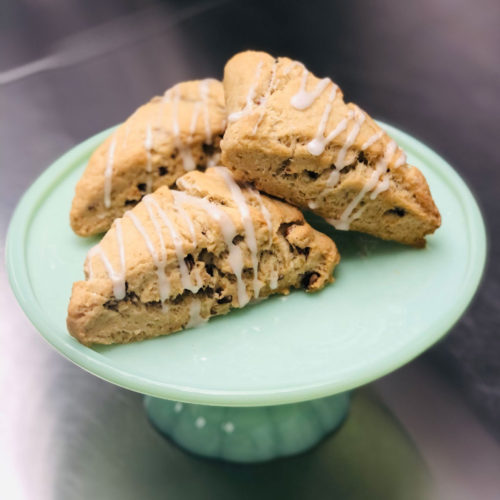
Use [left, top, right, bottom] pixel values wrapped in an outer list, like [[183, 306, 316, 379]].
[[2, 1, 500, 498]]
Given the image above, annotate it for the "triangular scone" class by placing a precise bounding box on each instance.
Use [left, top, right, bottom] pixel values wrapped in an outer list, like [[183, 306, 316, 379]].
[[70, 79, 226, 237], [221, 51, 441, 247], [67, 167, 339, 345]]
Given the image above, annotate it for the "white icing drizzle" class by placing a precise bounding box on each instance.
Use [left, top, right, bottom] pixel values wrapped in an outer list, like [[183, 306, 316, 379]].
[[324, 169, 340, 191], [251, 189, 277, 290], [189, 102, 202, 136], [145, 195, 200, 293], [115, 219, 126, 294], [87, 245, 96, 280], [144, 124, 153, 193], [103, 135, 117, 208], [361, 130, 383, 150], [315, 108, 365, 199], [171, 87, 196, 171], [207, 152, 220, 167], [199, 79, 213, 144], [173, 188, 249, 307], [172, 193, 197, 246], [336, 108, 366, 168], [306, 87, 344, 156], [252, 60, 278, 135], [394, 151, 407, 168], [328, 140, 397, 230], [228, 60, 263, 123], [213, 167, 261, 298], [269, 268, 279, 290], [187, 299, 206, 328], [252, 190, 272, 234], [170, 192, 203, 291], [125, 210, 170, 309], [87, 220, 126, 300], [291, 63, 331, 110], [370, 174, 391, 199]]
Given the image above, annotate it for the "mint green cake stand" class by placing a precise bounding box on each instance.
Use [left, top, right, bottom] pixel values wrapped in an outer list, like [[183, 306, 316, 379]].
[[6, 122, 486, 463]]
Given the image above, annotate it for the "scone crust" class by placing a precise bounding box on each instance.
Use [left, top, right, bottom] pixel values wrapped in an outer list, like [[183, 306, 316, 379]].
[[67, 168, 339, 345], [70, 79, 226, 236], [221, 51, 440, 246]]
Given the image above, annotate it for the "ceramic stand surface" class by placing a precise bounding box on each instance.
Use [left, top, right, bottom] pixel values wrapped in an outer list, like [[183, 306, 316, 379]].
[[144, 392, 350, 463], [7, 123, 486, 466]]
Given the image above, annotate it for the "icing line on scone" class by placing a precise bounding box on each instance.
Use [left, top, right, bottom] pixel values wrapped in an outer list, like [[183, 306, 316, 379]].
[[173, 188, 249, 307], [370, 174, 391, 200], [252, 190, 273, 235], [251, 189, 275, 287], [86, 219, 126, 301], [103, 135, 117, 208], [189, 102, 202, 137], [145, 195, 201, 294], [228, 60, 263, 123], [310, 107, 366, 206], [252, 60, 278, 135], [306, 87, 343, 156], [187, 299, 206, 328], [336, 107, 366, 168], [125, 210, 171, 309], [361, 130, 383, 150], [394, 152, 407, 168], [172, 191, 198, 246], [328, 140, 397, 230], [171, 86, 196, 171], [207, 152, 220, 167], [213, 167, 261, 298], [290, 63, 331, 111]]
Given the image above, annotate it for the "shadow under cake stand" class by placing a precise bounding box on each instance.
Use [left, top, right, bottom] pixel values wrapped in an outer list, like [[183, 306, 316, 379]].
[[6, 123, 486, 463]]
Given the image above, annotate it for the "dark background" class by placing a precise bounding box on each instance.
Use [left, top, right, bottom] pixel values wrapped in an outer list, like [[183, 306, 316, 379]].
[[1, 0, 500, 497]]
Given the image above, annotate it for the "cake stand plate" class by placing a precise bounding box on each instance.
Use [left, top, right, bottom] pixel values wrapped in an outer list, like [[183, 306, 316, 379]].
[[6, 122, 486, 462]]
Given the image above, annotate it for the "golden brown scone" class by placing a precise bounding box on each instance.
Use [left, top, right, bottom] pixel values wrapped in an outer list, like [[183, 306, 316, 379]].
[[70, 79, 226, 236], [67, 167, 339, 345], [221, 51, 441, 247]]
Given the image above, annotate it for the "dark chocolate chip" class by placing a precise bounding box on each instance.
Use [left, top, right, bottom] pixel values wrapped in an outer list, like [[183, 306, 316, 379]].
[[184, 254, 195, 271], [357, 151, 368, 165], [202, 143, 216, 156], [385, 207, 406, 217], [137, 183, 147, 192], [340, 164, 355, 174], [103, 299, 119, 311], [158, 166, 167, 176], [217, 295, 232, 304], [294, 246, 311, 257], [124, 199, 136, 206], [205, 264, 214, 277], [305, 170, 319, 180], [301, 272, 320, 289]]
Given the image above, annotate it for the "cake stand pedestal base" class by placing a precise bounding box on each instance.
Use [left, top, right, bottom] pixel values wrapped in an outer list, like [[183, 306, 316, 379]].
[[144, 392, 350, 463]]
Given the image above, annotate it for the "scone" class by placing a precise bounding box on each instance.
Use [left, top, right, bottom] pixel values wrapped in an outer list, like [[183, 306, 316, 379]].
[[70, 79, 226, 236], [67, 167, 340, 345], [221, 51, 441, 246]]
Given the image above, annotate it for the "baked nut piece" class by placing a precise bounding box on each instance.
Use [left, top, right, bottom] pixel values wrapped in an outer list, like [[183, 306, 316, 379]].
[[67, 167, 339, 345], [70, 79, 226, 236], [221, 51, 441, 247]]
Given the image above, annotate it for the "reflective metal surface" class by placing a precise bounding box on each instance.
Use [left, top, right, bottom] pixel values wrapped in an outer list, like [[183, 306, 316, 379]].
[[2, 1, 500, 498]]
